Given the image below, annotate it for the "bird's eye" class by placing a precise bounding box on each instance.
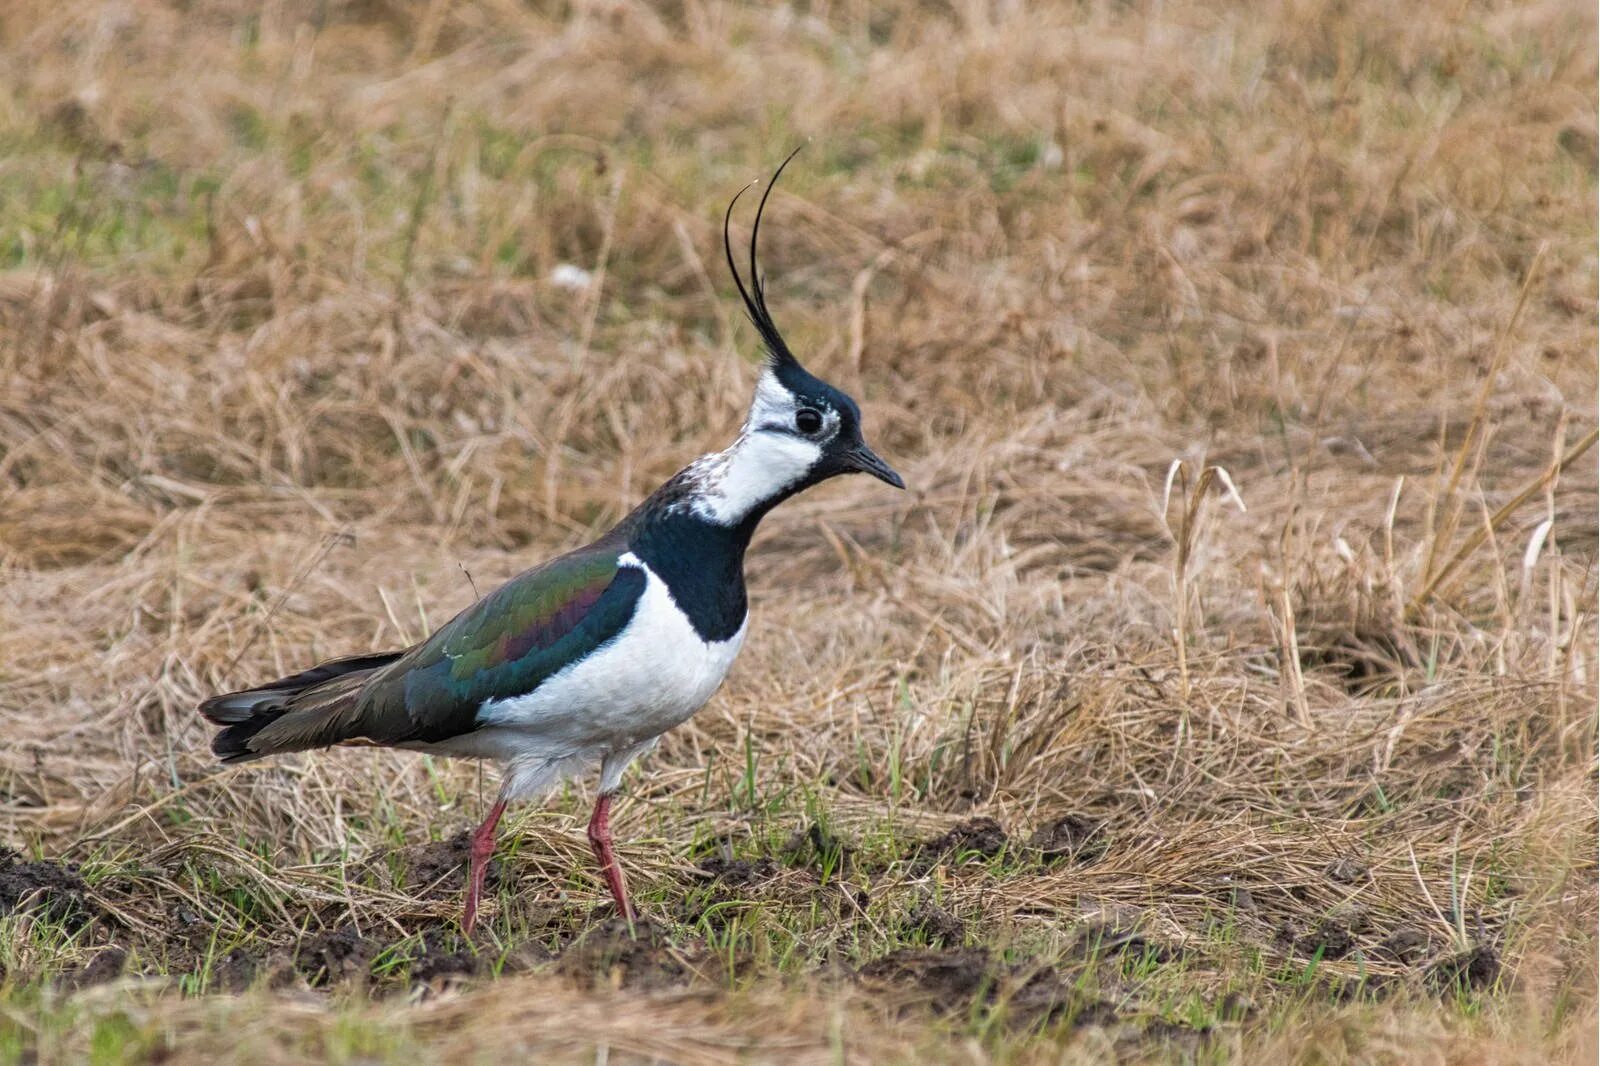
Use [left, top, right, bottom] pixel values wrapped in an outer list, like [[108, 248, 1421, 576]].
[[795, 408, 824, 435]]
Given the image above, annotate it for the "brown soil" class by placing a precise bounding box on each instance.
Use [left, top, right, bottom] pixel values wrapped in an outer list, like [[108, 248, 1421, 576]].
[[905, 901, 965, 947], [0, 849, 94, 930], [555, 917, 701, 991], [1427, 945, 1502, 995], [58, 947, 126, 992], [1293, 907, 1371, 961], [694, 855, 782, 888], [1027, 815, 1105, 865], [402, 832, 476, 893], [856, 947, 1137, 1032], [296, 926, 379, 989], [1069, 921, 1183, 965], [908, 818, 1009, 873]]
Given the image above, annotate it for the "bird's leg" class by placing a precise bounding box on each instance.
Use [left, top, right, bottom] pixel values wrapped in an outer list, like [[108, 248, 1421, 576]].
[[462, 798, 507, 936], [586, 792, 635, 921]]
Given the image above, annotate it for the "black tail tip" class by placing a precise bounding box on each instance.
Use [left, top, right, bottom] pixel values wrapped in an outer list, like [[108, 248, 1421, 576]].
[[211, 718, 276, 763]]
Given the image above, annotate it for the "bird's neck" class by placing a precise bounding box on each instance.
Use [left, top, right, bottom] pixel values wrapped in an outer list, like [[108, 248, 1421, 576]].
[[611, 439, 796, 643], [622, 502, 756, 645], [667, 429, 820, 527]]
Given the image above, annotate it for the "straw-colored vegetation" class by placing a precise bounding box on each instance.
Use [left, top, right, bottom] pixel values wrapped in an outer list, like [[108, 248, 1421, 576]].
[[0, 0, 1595, 1062]]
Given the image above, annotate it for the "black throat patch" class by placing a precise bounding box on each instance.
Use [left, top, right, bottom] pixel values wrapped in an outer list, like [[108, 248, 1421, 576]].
[[626, 508, 759, 643]]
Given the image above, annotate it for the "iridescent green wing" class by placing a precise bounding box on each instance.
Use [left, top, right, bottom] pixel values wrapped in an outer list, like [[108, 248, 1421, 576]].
[[357, 541, 645, 743]]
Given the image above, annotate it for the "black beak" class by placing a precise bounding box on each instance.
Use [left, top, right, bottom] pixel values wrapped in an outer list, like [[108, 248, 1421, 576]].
[[844, 444, 905, 489]]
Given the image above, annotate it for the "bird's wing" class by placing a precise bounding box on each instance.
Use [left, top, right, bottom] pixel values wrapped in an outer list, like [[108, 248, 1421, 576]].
[[356, 540, 647, 744]]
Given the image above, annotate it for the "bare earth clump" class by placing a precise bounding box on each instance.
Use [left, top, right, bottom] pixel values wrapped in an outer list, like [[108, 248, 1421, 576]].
[[0, 1, 1595, 1062]]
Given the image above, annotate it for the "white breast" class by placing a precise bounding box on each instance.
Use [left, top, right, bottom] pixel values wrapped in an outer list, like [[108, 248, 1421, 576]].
[[473, 554, 747, 755]]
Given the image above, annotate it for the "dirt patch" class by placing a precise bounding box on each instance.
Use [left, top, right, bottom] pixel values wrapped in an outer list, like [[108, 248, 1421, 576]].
[[396, 832, 475, 899], [288, 924, 523, 994], [204, 945, 298, 994], [1129, 1018, 1215, 1055], [908, 818, 1008, 873], [556, 917, 698, 990], [779, 822, 856, 875], [407, 931, 484, 988], [1028, 815, 1105, 865], [212, 948, 257, 992], [276, 920, 558, 996], [905, 901, 964, 947], [58, 947, 126, 992], [1294, 907, 1370, 961], [1323, 857, 1369, 884], [687, 849, 868, 927], [856, 947, 1119, 1029], [857, 948, 994, 1013], [1427, 944, 1501, 994], [1007, 967, 1120, 1028], [0, 849, 93, 929], [1376, 926, 1434, 964], [1070, 921, 1183, 964], [295, 926, 377, 989], [689, 822, 862, 894], [694, 855, 781, 888]]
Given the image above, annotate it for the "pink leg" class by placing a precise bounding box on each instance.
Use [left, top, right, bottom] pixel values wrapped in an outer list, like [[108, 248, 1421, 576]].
[[586, 793, 635, 920], [462, 798, 506, 936]]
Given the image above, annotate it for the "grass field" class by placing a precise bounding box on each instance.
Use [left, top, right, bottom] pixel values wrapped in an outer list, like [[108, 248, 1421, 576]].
[[1, 0, 1596, 1061]]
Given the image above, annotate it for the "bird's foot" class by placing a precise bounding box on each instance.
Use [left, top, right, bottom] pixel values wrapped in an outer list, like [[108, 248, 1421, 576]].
[[462, 798, 507, 937], [587, 791, 637, 926]]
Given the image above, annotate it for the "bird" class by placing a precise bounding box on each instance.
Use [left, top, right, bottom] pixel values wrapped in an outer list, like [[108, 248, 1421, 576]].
[[197, 154, 903, 934]]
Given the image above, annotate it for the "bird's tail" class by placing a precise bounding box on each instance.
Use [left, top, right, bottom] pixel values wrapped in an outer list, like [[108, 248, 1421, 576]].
[[199, 652, 402, 763]]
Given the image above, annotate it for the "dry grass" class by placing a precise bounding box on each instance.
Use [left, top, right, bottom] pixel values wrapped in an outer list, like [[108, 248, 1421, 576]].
[[0, 0, 1596, 1062]]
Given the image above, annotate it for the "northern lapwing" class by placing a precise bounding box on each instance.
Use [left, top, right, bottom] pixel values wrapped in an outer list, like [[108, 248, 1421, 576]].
[[198, 155, 903, 933]]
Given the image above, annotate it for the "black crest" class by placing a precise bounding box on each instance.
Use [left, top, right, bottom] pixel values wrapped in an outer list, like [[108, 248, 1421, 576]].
[[723, 147, 806, 374]]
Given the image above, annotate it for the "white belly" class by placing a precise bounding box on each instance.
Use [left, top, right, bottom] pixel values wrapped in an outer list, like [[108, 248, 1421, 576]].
[[472, 555, 747, 757]]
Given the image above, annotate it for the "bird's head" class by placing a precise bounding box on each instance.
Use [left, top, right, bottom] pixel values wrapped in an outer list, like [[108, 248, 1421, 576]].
[[697, 152, 901, 526]]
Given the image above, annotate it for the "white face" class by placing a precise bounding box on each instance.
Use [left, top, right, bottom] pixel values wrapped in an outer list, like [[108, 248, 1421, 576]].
[[743, 370, 841, 440], [690, 371, 838, 525]]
